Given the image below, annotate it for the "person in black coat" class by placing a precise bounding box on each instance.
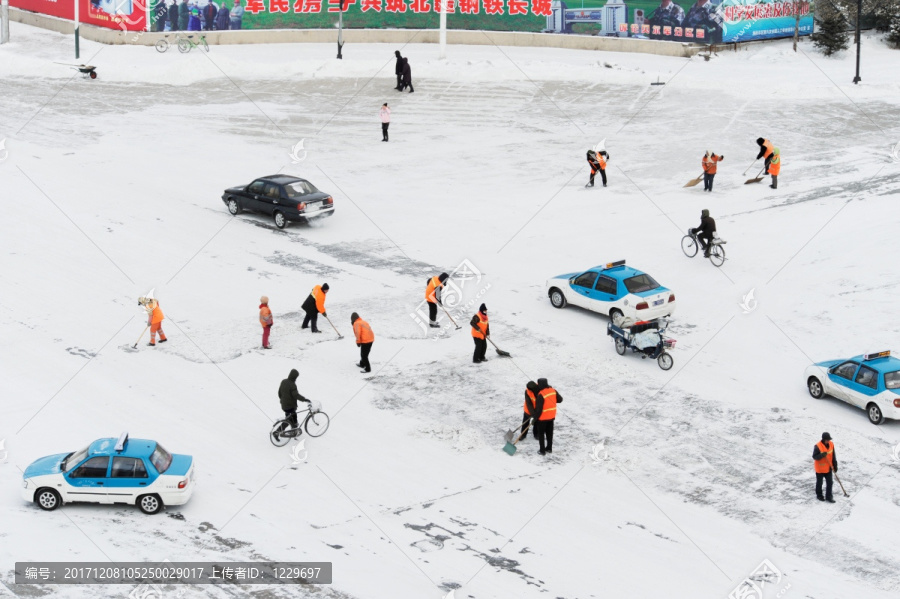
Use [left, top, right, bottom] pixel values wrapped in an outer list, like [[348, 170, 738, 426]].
[[215, 3, 230, 30], [532, 378, 563, 455], [393, 50, 403, 90], [277, 369, 311, 434], [168, 0, 180, 31], [154, 0, 167, 31], [519, 380, 539, 441], [400, 58, 414, 93], [690, 208, 716, 257], [203, 1, 216, 30]]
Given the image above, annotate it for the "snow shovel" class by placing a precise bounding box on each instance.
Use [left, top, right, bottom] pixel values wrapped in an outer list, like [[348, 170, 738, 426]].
[[683, 173, 704, 188], [834, 470, 850, 497], [440, 305, 462, 330], [503, 421, 530, 456], [744, 167, 766, 184], [323, 314, 344, 339], [132, 326, 149, 349], [487, 336, 511, 358]]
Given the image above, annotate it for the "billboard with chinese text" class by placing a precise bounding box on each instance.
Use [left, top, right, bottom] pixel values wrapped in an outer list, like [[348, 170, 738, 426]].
[[11, 0, 152, 31]]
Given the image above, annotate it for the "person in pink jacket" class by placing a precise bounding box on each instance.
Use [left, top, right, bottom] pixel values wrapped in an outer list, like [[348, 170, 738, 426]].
[[380, 103, 391, 142]]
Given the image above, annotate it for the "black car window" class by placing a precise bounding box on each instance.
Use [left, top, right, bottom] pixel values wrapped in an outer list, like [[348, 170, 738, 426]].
[[111, 457, 148, 478], [855, 366, 878, 389], [573, 272, 598, 289], [150, 444, 173, 474], [595, 276, 617, 295], [885, 370, 900, 389], [264, 184, 281, 198], [71, 456, 109, 478], [623, 274, 660, 294], [831, 361, 859, 380], [248, 180, 266, 194]]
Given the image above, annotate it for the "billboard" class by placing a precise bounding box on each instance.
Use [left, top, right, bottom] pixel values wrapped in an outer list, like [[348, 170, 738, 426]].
[[546, 0, 813, 44], [11, 0, 154, 31]]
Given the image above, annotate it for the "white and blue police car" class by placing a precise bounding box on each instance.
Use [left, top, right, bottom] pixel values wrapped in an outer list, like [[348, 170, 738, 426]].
[[805, 351, 900, 424], [22, 433, 195, 514], [546, 260, 676, 325]]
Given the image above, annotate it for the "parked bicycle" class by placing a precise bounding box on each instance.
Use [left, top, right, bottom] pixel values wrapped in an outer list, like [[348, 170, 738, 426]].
[[155, 34, 209, 54], [269, 404, 330, 447], [682, 229, 726, 267]]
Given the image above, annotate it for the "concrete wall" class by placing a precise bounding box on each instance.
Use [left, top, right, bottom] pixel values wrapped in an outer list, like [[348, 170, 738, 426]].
[[10, 7, 705, 58]]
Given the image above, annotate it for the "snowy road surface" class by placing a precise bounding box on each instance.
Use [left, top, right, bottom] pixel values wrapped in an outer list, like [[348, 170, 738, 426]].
[[1, 21, 900, 599]]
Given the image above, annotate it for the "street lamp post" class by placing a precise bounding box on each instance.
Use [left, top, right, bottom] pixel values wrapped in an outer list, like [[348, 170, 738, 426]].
[[853, 0, 861, 83], [337, 2, 344, 59], [75, 0, 80, 59]]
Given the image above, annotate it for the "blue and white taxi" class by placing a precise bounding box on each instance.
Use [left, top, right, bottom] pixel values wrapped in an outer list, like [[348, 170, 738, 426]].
[[805, 351, 900, 424], [22, 433, 195, 514], [546, 261, 676, 325]]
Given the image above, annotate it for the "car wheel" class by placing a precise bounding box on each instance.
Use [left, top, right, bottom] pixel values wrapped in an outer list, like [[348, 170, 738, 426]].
[[35, 488, 61, 511], [137, 494, 163, 514], [807, 377, 824, 399], [867, 403, 884, 425], [549, 288, 566, 309], [614, 338, 626, 355], [657, 352, 674, 370], [227, 198, 242, 215], [609, 309, 625, 327], [274, 211, 286, 229]]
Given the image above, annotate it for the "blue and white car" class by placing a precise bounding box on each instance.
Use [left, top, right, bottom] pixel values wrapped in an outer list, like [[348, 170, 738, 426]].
[[546, 261, 676, 325], [22, 433, 195, 514], [805, 351, 900, 424]]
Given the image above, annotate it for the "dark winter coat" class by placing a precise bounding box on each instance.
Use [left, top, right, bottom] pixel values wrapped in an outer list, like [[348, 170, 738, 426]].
[[204, 3, 216, 29], [168, 2, 180, 30], [178, 2, 189, 30], [813, 444, 838, 471], [694, 216, 716, 236], [301, 292, 319, 315], [394, 51, 403, 76], [401, 58, 412, 85], [278, 369, 309, 412], [216, 5, 230, 29], [533, 381, 563, 420]]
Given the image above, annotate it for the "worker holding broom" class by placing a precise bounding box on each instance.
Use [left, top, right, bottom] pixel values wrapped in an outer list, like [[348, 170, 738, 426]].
[[301, 283, 329, 333], [145, 298, 167, 347], [470, 303, 489, 363], [702, 151, 723, 192], [425, 273, 449, 329], [520, 381, 539, 441], [813, 432, 837, 503], [768, 148, 781, 189], [755, 137, 775, 174], [533, 378, 563, 455]]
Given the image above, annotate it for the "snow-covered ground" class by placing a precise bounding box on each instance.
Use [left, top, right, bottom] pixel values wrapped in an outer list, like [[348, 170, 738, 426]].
[[2, 21, 900, 599]]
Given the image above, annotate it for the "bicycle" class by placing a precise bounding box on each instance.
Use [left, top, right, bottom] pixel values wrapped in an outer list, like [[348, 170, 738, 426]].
[[681, 229, 726, 267], [155, 34, 209, 54], [269, 405, 330, 447]]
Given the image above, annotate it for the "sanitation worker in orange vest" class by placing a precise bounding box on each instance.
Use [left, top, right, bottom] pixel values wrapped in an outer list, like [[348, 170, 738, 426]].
[[519, 380, 539, 441], [813, 432, 838, 503], [701, 151, 723, 192], [586, 149, 609, 188], [259, 296, 273, 349], [768, 148, 781, 189], [425, 273, 449, 328], [301, 283, 329, 333], [533, 378, 563, 455], [470, 303, 490, 363], [756, 137, 775, 173], [351, 312, 375, 373], [146, 299, 167, 346]]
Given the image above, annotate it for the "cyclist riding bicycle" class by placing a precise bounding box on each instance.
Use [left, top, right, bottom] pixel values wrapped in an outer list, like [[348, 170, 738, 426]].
[[690, 209, 717, 258], [277, 369, 311, 436]]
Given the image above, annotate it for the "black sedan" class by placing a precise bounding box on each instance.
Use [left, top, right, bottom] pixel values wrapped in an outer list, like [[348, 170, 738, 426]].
[[222, 175, 335, 229]]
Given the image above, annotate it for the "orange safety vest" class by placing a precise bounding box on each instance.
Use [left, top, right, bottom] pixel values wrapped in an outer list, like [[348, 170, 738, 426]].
[[769, 150, 781, 176], [471, 313, 488, 339], [598, 154, 607, 169], [523, 389, 536, 415], [311, 285, 327, 314], [425, 276, 443, 303], [761, 139, 774, 159], [538, 387, 558, 421], [702, 154, 721, 174], [353, 318, 375, 344], [814, 440, 834, 473], [150, 303, 164, 324]]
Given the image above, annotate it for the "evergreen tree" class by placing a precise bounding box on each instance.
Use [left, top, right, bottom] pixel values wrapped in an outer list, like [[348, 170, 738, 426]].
[[812, 5, 851, 56], [888, 14, 900, 48]]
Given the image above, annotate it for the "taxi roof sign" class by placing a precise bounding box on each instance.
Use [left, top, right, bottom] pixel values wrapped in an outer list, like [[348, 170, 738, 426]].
[[863, 351, 891, 361], [604, 260, 626, 269], [115, 431, 129, 452]]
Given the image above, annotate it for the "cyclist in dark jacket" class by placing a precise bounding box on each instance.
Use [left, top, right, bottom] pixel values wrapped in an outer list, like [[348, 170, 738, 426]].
[[691, 209, 717, 257], [278, 369, 310, 432]]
